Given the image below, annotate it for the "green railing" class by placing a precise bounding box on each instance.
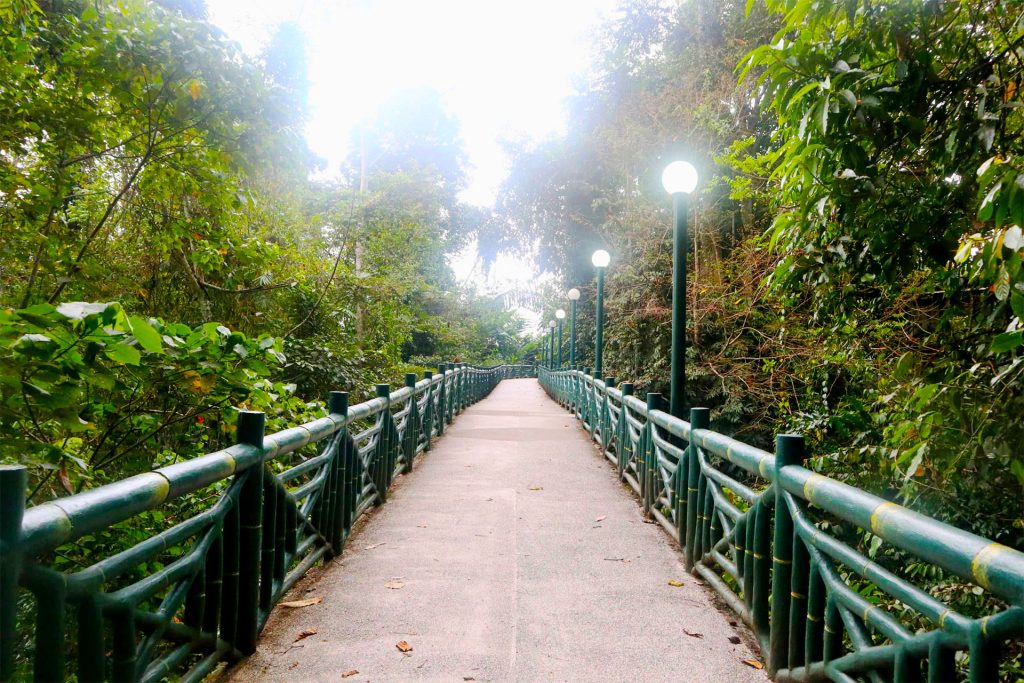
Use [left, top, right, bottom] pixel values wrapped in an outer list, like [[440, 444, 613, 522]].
[[539, 366, 1024, 683], [0, 362, 534, 682]]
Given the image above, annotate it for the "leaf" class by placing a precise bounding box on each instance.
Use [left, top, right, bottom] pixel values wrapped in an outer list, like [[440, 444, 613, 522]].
[[668, 579, 685, 587], [104, 343, 141, 366], [294, 628, 318, 642], [341, 671, 359, 678], [838, 89, 857, 109], [188, 80, 201, 100], [728, 636, 742, 644], [56, 302, 108, 320], [991, 331, 1023, 353], [594, 515, 606, 522], [528, 485, 543, 491], [364, 542, 386, 550], [16, 333, 55, 346], [280, 597, 323, 608], [58, 466, 73, 495], [683, 629, 704, 638], [742, 659, 765, 669], [396, 640, 412, 653], [384, 580, 404, 589], [128, 316, 163, 354]]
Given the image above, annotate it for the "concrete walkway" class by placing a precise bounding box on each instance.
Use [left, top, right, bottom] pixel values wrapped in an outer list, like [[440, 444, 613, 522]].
[[226, 379, 767, 682]]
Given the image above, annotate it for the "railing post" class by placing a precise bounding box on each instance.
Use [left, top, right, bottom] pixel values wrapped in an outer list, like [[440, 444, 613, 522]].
[[617, 383, 633, 477], [375, 384, 391, 503], [235, 410, 265, 655], [0, 465, 26, 682], [437, 364, 447, 436], [404, 373, 418, 473], [423, 370, 435, 449], [769, 434, 805, 676], [328, 391, 348, 556], [642, 392, 661, 514], [684, 407, 710, 569], [603, 377, 616, 450], [446, 364, 456, 424]]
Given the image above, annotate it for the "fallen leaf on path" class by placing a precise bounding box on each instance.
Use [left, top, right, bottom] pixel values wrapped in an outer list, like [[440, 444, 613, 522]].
[[742, 659, 764, 670], [364, 542, 386, 550], [728, 636, 741, 644], [294, 628, 318, 642], [341, 670, 359, 678], [280, 597, 323, 608], [683, 629, 703, 638], [595, 515, 606, 522], [528, 486, 543, 491], [384, 580, 405, 589], [417, 524, 428, 528], [668, 579, 685, 587], [463, 677, 476, 681], [396, 640, 413, 653]]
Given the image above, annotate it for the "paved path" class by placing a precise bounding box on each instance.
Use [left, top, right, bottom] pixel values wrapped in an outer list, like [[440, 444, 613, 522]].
[[226, 379, 767, 682]]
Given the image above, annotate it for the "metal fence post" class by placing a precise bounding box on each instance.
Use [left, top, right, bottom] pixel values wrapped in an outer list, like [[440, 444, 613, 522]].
[[684, 408, 710, 570], [423, 370, 435, 449], [235, 410, 265, 655], [617, 383, 633, 477], [769, 433, 805, 675], [374, 384, 391, 504], [404, 373, 418, 473], [0, 465, 26, 681], [437, 364, 447, 436], [328, 391, 349, 555], [642, 393, 661, 514]]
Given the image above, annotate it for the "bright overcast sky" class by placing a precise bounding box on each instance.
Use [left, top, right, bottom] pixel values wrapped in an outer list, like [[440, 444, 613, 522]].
[[206, 0, 619, 207], [206, 0, 618, 324]]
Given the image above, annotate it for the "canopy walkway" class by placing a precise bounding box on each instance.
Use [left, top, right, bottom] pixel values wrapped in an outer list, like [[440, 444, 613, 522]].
[[1, 365, 1022, 682]]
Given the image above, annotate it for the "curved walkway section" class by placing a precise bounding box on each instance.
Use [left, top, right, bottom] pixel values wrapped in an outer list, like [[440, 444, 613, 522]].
[[226, 379, 767, 682]]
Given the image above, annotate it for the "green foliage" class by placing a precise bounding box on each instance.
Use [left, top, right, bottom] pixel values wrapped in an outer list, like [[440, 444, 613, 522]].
[[0, 301, 300, 501], [0, 0, 527, 503], [497, 0, 1022, 554]]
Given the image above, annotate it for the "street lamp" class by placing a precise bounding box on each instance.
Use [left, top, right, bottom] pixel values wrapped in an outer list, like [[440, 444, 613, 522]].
[[567, 288, 580, 366], [548, 319, 556, 370], [591, 249, 610, 377], [662, 160, 698, 419], [555, 309, 565, 369]]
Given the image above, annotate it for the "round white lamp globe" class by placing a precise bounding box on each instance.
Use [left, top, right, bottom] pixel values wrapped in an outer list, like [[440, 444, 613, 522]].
[[555, 309, 566, 319], [591, 249, 611, 268], [549, 319, 556, 328], [662, 160, 699, 194], [567, 288, 580, 301]]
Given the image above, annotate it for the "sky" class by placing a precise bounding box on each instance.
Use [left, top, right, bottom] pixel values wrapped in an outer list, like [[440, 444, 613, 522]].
[[206, 0, 619, 325]]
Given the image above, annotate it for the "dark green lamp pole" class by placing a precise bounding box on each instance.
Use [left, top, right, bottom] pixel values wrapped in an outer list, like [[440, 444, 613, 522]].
[[567, 288, 580, 366], [591, 250, 610, 377], [662, 160, 699, 419], [555, 309, 565, 369], [548, 319, 556, 369]]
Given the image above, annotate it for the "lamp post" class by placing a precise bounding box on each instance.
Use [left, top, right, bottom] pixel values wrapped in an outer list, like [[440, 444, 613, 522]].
[[555, 309, 565, 369], [548, 319, 556, 369], [662, 160, 699, 419], [591, 249, 610, 377], [567, 288, 580, 366]]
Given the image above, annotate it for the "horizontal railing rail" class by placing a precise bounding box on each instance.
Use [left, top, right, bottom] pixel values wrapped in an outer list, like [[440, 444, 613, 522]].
[[539, 366, 1024, 683], [0, 362, 535, 682]]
